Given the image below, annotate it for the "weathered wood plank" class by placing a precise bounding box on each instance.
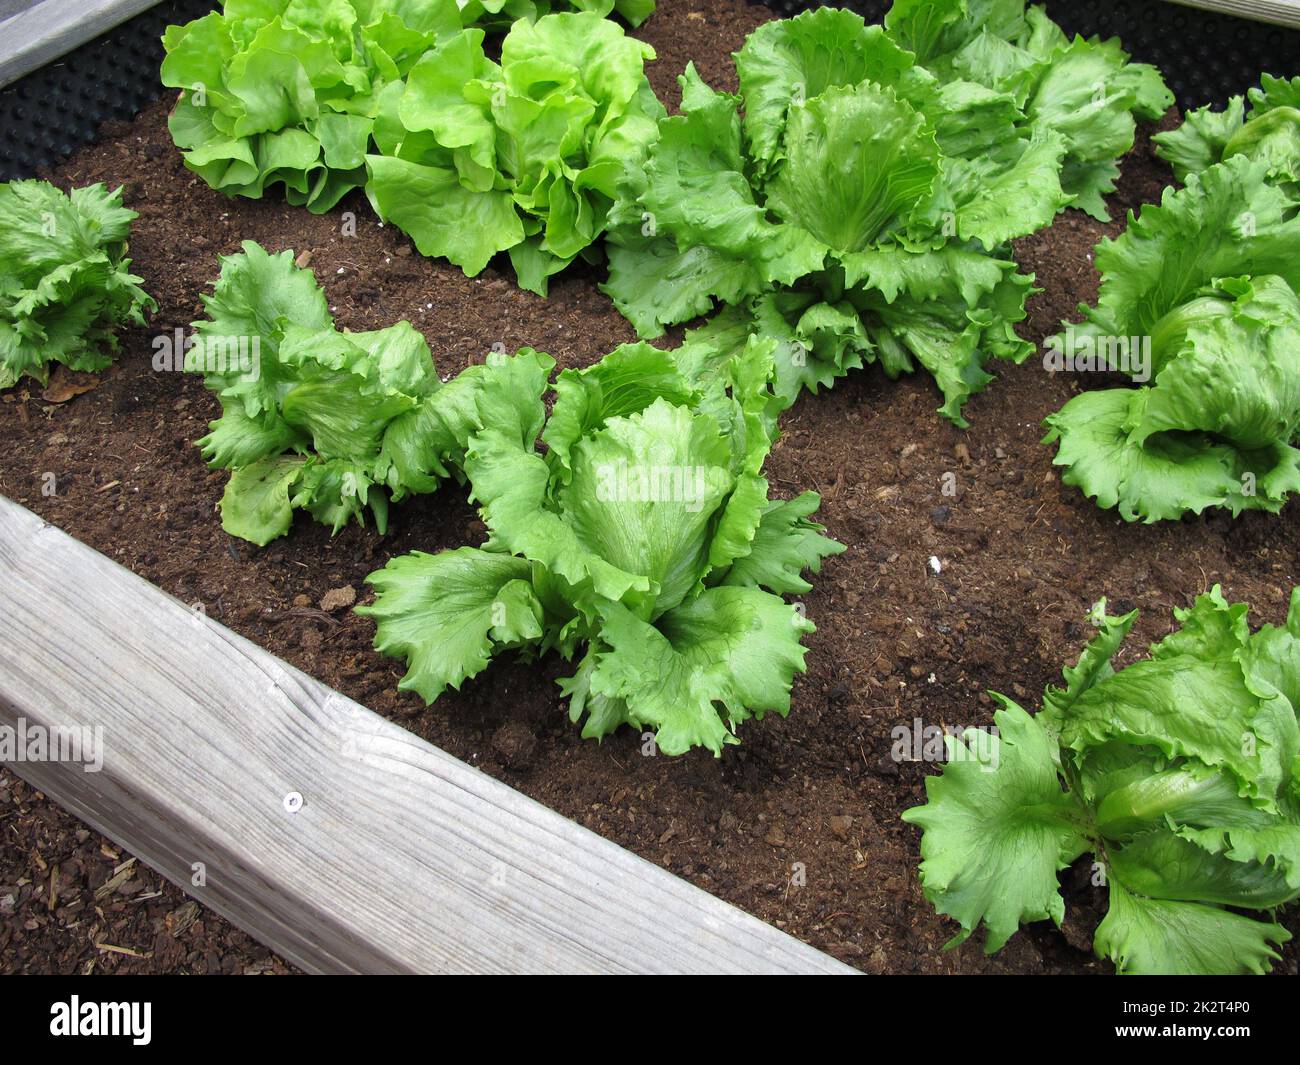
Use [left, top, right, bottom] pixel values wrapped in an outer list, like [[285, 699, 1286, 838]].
[[0, 496, 853, 974], [1166, 0, 1300, 28], [0, 0, 164, 88]]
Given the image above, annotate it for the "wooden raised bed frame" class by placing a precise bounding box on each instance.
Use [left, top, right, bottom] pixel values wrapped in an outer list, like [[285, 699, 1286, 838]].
[[0, 497, 852, 973]]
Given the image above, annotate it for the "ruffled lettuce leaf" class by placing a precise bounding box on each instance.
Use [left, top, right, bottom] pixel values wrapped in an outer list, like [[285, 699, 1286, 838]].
[[581, 588, 815, 755], [902, 700, 1092, 953], [356, 546, 545, 701], [1020, 30, 1172, 219], [1044, 158, 1300, 521], [189, 240, 536, 544], [1095, 879, 1290, 976], [0, 180, 154, 388], [365, 12, 662, 293], [714, 492, 845, 596], [361, 341, 842, 754], [906, 592, 1300, 973], [1156, 75, 1300, 189]]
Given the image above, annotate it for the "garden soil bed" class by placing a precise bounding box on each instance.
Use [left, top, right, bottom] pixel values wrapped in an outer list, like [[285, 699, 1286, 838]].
[[2, 0, 1299, 975]]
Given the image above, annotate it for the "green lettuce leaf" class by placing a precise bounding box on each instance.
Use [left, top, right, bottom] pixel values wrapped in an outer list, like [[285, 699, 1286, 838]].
[[0, 181, 154, 388], [903, 700, 1091, 952], [356, 547, 545, 701], [365, 12, 662, 293], [583, 587, 815, 756], [361, 340, 842, 754], [1044, 158, 1300, 521], [906, 592, 1300, 974], [1155, 75, 1300, 190], [1095, 879, 1290, 976]]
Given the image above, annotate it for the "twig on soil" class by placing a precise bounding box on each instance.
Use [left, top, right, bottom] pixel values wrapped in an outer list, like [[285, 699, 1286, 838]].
[[94, 942, 151, 959]]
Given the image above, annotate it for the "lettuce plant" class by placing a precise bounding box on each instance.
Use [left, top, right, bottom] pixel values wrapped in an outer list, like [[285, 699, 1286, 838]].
[[887, 0, 1172, 219], [0, 181, 154, 389], [604, 4, 1166, 427], [364, 12, 663, 294], [161, 0, 467, 214], [190, 240, 533, 545], [905, 588, 1300, 975], [1154, 74, 1300, 193], [1043, 154, 1300, 522], [359, 338, 844, 754], [605, 8, 1065, 425]]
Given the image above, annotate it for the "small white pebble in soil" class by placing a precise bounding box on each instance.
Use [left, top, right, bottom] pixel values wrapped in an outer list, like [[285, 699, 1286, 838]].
[[928, 556, 942, 575]]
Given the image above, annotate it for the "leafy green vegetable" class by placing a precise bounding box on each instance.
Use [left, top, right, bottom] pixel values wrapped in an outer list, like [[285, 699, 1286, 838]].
[[601, 3, 1169, 424], [158, 0, 658, 216], [1043, 154, 1300, 521], [905, 588, 1300, 974], [359, 337, 844, 754], [161, 0, 469, 214], [364, 11, 663, 294], [0, 180, 154, 389], [886, 1, 1172, 219], [604, 7, 1062, 426], [1154, 74, 1300, 193], [189, 239, 534, 545]]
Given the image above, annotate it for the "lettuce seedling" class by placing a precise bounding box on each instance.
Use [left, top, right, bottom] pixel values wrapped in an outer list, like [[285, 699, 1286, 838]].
[[364, 12, 664, 294], [905, 588, 1300, 975], [189, 240, 537, 545], [359, 338, 844, 754], [1043, 154, 1300, 521], [0, 181, 154, 389]]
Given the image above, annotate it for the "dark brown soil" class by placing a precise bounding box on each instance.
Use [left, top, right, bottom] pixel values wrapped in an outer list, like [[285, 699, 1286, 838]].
[[2, 0, 1298, 975]]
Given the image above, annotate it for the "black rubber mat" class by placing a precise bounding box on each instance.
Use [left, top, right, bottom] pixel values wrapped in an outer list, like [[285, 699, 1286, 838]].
[[0, 0, 217, 181], [1, 0, 1297, 180]]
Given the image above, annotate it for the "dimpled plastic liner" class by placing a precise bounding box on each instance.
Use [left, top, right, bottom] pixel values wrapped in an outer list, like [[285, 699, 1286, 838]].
[[0, 0, 217, 181], [0, 0, 1296, 179]]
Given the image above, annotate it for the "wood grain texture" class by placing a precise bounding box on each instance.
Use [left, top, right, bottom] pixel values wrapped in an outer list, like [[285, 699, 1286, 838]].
[[1166, 0, 1300, 27], [0, 0, 163, 88], [0, 496, 853, 974]]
